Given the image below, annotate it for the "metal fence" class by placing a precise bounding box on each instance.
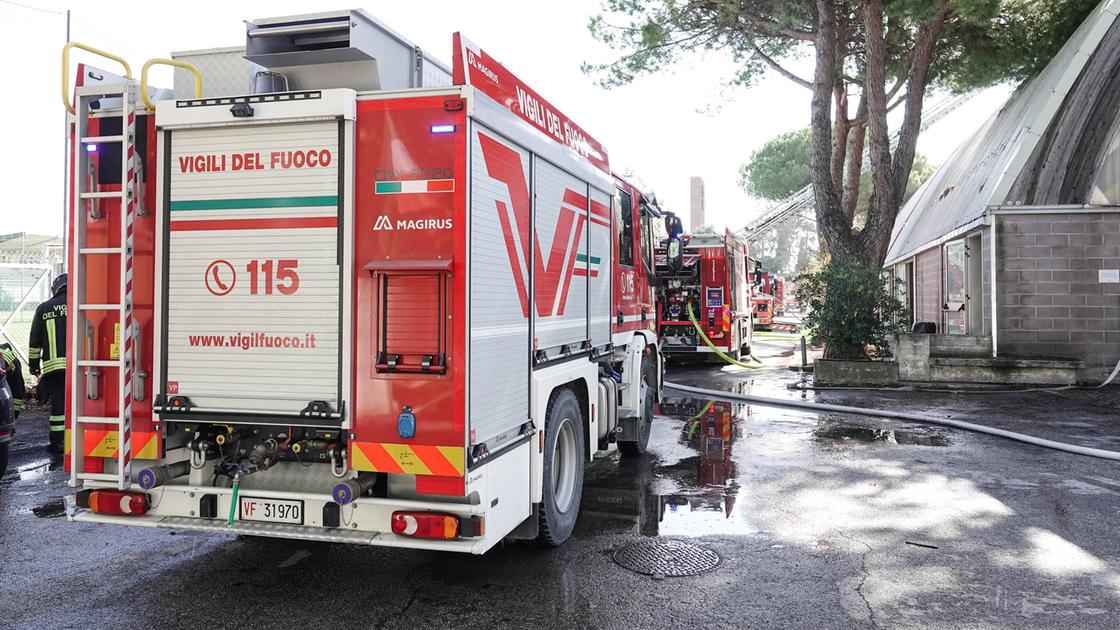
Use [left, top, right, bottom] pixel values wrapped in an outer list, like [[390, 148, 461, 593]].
[[1, 264, 53, 373]]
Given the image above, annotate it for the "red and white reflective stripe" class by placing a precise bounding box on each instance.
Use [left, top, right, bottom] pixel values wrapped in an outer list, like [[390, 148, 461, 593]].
[[120, 109, 135, 474]]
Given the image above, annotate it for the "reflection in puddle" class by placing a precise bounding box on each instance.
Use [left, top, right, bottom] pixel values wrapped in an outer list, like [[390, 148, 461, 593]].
[[814, 424, 949, 447], [14, 457, 64, 482], [578, 385, 752, 538]]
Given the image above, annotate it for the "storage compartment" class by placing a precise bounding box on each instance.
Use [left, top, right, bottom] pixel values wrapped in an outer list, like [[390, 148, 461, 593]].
[[159, 111, 350, 425], [244, 9, 451, 91], [367, 261, 451, 374]]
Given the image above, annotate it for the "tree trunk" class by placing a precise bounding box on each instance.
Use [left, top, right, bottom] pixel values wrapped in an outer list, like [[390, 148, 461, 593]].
[[842, 95, 868, 224], [857, 0, 951, 266], [810, 0, 858, 262], [831, 85, 850, 194]]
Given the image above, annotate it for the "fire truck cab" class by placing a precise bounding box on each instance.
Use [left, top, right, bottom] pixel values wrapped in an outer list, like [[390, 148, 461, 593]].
[[62, 10, 681, 553]]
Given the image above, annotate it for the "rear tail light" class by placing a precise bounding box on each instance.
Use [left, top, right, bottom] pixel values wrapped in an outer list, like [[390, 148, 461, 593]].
[[75, 489, 150, 516], [391, 511, 459, 540]]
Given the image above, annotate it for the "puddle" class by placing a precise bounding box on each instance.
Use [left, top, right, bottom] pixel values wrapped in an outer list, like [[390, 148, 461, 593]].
[[578, 389, 753, 538], [14, 457, 64, 482], [814, 424, 949, 447], [32, 498, 66, 518]]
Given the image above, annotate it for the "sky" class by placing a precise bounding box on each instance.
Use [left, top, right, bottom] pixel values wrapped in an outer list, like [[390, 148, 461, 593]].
[[0, 0, 1012, 237]]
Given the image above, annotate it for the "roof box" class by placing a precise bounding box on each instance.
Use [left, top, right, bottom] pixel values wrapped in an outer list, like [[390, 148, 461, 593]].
[[244, 9, 451, 91]]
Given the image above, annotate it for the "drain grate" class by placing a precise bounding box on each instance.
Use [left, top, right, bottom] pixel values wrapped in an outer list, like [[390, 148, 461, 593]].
[[613, 539, 720, 577]]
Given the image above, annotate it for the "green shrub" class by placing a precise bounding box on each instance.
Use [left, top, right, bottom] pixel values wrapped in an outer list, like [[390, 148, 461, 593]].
[[796, 258, 907, 360]]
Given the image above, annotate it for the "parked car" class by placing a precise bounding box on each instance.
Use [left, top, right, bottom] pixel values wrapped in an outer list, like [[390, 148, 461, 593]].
[[0, 361, 15, 480]]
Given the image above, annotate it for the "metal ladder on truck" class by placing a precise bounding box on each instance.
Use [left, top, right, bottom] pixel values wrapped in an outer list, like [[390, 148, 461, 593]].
[[68, 80, 138, 490]]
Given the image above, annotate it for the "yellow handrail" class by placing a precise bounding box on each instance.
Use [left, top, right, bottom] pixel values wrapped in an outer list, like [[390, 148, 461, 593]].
[[62, 42, 134, 114], [141, 58, 203, 112]]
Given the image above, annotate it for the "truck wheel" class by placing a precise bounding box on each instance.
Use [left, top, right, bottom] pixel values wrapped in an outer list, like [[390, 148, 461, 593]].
[[537, 388, 585, 546], [0, 443, 8, 481], [619, 358, 654, 456]]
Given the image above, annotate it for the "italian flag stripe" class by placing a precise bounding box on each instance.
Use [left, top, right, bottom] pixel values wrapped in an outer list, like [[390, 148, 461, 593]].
[[574, 253, 600, 277], [375, 179, 455, 194]]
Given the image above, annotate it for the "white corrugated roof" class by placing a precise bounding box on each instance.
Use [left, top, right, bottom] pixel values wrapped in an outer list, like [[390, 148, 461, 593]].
[[884, 0, 1120, 265]]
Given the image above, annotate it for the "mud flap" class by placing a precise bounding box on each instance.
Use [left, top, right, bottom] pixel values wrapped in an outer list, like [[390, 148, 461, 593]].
[[618, 411, 640, 442], [508, 504, 540, 540]]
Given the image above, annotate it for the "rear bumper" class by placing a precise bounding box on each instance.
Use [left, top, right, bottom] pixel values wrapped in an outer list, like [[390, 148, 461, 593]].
[[663, 344, 723, 354], [70, 511, 485, 552], [68, 484, 489, 553]]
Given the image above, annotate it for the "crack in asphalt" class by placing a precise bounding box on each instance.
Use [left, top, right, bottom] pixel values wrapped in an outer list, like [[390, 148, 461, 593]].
[[376, 590, 421, 630], [375, 556, 438, 629], [838, 530, 878, 630]]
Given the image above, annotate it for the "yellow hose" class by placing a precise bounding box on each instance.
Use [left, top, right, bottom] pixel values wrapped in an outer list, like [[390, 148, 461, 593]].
[[686, 303, 764, 369]]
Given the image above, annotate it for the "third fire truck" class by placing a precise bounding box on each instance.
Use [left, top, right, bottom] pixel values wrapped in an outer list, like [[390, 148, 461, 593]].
[[61, 9, 682, 552]]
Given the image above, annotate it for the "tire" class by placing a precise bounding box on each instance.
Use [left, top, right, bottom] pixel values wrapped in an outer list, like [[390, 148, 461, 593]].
[[619, 356, 654, 456], [536, 388, 586, 546], [0, 443, 8, 481]]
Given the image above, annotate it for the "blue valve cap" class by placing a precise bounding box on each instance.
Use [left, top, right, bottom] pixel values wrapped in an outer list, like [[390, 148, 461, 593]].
[[333, 480, 359, 505], [137, 468, 159, 490]]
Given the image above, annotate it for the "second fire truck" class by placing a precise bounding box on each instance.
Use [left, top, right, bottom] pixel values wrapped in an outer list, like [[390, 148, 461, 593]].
[[656, 231, 752, 362]]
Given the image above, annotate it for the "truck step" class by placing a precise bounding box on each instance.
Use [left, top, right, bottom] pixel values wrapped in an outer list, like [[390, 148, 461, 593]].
[[77, 472, 123, 483], [75, 415, 126, 425], [616, 407, 638, 419], [76, 359, 124, 368], [80, 135, 125, 144]]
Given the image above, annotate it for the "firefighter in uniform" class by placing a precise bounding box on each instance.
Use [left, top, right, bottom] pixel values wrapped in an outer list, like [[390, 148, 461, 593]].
[[1, 342, 25, 418], [29, 273, 67, 453]]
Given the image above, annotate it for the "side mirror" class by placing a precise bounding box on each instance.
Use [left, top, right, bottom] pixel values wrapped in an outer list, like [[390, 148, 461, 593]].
[[664, 215, 683, 239], [665, 236, 683, 273]]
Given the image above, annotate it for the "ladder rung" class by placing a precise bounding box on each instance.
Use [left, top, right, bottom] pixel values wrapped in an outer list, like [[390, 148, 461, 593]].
[[80, 191, 125, 200], [79, 247, 124, 255], [75, 415, 125, 425], [80, 135, 124, 144], [77, 472, 122, 482], [77, 360, 123, 368], [79, 304, 123, 311]]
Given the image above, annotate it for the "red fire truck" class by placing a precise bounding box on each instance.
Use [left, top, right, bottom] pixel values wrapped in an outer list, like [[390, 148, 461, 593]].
[[61, 10, 682, 552], [751, 266, 775, 330], [656, 231, 752, 362]]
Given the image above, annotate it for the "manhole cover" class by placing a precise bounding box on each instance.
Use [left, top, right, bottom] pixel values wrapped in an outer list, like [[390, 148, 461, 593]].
[[613, 539, 720, 577]]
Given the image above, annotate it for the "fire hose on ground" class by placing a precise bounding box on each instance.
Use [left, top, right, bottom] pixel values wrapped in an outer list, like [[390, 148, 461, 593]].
[[686, 302, 765, 369], [663, 380, 1120, 462]]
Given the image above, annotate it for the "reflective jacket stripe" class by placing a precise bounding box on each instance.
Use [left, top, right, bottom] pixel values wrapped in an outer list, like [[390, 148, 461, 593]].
[[46, 319, 57, 361]]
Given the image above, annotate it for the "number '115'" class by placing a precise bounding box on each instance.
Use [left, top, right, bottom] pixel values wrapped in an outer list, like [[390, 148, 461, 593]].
[[246, 259, 299, 295]]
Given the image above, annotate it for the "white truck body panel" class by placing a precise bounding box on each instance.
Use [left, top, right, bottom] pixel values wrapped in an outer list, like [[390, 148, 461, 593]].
[[156, 90, 355, 422]]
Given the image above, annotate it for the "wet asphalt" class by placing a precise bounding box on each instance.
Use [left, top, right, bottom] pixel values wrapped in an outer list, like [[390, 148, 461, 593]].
[[2, 335, 1120, 629]]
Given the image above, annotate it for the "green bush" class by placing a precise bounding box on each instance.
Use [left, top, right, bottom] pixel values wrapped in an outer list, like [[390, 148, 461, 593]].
[[796, 258, 907, 360]]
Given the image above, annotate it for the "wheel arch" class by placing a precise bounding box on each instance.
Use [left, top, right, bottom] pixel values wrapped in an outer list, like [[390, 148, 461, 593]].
[[529, 361, 598, 505]]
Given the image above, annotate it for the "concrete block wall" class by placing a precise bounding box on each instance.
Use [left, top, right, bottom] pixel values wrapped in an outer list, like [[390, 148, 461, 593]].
[[995, 212, 1120, 382], [914, 247, 942, 330]]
